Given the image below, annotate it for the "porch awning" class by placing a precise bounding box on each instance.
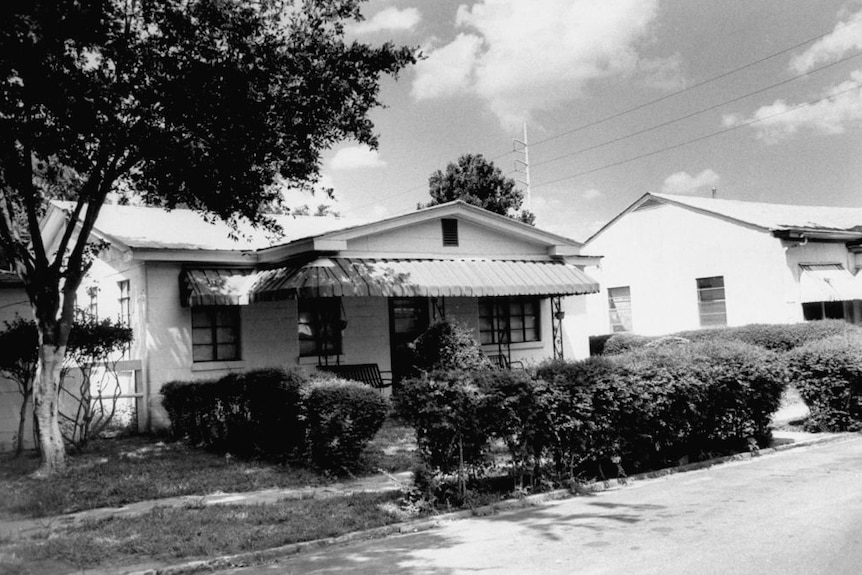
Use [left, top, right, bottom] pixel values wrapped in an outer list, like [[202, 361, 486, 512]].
[[251, 257, 600, 301], [180, 268, 260, 306], [799, 264, 862, 303]]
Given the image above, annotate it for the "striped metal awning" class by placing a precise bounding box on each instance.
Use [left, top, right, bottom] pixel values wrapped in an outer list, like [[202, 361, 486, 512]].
[[180, 268, 260, 306], [250, 257, 599, 301], [799, 264, 862, 303], [180, 258, 599, 306]]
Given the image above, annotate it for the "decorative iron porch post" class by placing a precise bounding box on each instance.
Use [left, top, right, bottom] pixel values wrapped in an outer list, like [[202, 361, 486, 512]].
[[551, 296, 564, 360]]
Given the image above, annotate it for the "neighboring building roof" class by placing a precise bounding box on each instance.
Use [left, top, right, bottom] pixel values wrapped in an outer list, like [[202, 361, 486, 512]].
[[588, 193, 862, 244]]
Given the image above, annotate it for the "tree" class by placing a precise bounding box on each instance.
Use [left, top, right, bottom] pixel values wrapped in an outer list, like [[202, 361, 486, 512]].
[[423, 154, 535, 224], [0, 0, 414, 476]]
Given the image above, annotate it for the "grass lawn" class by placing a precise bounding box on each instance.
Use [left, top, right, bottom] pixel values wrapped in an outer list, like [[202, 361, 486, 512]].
[[0, 417, 418, 521], [0, 418, 419, 572], [1, 491, 411, 573]]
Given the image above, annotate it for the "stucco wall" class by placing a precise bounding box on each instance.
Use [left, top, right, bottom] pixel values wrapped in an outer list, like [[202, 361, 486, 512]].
[[344, 218, 546, 258], [0, 285, 33, 452], [585, 203, 799, 336]]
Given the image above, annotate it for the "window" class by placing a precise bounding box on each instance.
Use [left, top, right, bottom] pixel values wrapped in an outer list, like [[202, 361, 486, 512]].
[[607, 286, 632, 332], [298, 298, 343, 357], [441, 219, 459, 247], [803, 301, 846, 321], [479, 297, 540, 344], [696, 276, 727, 327], [86, 286, 99, 320], [192, 306, 240, 362], [118, 280, 131, 326]]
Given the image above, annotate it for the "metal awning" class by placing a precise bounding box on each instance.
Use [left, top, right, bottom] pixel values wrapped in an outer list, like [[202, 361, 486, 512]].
[[799, 264, 862, 303], [180, 268, 260, 306], [250, 257, 599, 300]]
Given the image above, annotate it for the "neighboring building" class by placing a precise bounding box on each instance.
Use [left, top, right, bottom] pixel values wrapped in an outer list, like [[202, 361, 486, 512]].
[[0, 271, 33, 451], [40, 200, 600, 433], [584, 192, 862, 337]]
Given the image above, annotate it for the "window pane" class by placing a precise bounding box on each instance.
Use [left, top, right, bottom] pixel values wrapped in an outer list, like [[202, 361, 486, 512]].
[[192, 327, 213, 345], [191, 308, 211, 327], [298, 298, 342, 356], [699, 301, 727, 315], [697, 276, 724, 290], [216, 327, 237, 344], [700, 313, 727, 327], [524, 328, 538, 341], [193, 345, 213, 362], [698, 287, 726, 302], [216, 344, 238, 360]]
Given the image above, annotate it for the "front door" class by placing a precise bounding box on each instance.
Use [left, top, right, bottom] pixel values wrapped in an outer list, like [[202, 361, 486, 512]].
[[389, 297, 430, 387]]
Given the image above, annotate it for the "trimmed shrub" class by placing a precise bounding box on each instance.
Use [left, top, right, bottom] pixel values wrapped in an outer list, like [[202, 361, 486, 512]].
[[603, 332, 654, 355], [409, 319, 492, 373], [304, 378, 389, 471], [474, 369, 553, 484], [395, 369, 491, 473], [160, 367, 310, 458], [786, 334, 862, 431]]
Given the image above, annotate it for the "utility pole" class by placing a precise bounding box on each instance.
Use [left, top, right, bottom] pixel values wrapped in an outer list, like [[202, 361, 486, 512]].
[[513, 122, 532, 212]]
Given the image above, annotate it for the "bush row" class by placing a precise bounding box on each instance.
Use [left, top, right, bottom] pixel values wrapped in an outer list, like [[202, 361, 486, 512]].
[[397, 340, 786, 484], [161, 367, 388, 471], [600, 320, 859, 355], [597, 321, 862, 432]]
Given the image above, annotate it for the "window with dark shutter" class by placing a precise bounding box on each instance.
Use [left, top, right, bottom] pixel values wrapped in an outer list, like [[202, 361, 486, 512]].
[[441, 218, 459, 247]]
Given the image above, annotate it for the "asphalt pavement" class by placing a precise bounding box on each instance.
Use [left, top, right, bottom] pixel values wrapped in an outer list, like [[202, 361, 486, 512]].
[[218, 435, 862, 575]]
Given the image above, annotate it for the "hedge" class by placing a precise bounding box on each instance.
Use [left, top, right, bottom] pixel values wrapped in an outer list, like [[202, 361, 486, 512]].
[[161, 367, 388, 468], [399, 341, 786, 482], [601, 320, 860, 355], [785, 334, 862, 432]]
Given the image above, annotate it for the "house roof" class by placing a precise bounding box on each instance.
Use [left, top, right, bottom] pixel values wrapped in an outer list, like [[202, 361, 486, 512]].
[[46, 200, 587, 258], [588, 193, 862, 243], [48, 201, 368, 252]]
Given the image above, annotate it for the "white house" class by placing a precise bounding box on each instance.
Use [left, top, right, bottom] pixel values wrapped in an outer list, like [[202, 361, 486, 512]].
[[0, 271, 33, 451], [584, 192, 862, 337], [38, 200, 600, 434]]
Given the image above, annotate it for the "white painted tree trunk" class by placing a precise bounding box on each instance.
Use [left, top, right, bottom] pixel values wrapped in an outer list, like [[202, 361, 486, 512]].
[[32, 344, 67, 477]]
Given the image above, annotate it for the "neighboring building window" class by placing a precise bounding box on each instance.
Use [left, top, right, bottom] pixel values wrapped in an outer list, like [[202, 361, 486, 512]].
[[298, 298, 342, 357], [441, 218, 459, 247], [607, 286, 632, 332], [191, 306, 240, 362], [118, 280, 131, 326], [802, 301, 845, 321], [86, 286, 99, 321], [479, 297, 540, 344], [696, 276, 727, 327]]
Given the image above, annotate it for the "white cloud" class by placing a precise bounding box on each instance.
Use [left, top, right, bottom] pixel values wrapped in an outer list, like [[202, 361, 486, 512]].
[[662, 169, 720, 195], [790, 8, 862, 73], [330, 145, 387, 170], [723, 70, 862, 143], [412, 0, 662, 128], [350, 7, 421, 35], [411, 34, 483, 100]]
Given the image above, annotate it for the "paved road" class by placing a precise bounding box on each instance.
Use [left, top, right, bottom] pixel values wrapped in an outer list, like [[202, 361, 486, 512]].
[[220, 436, 862, 574]]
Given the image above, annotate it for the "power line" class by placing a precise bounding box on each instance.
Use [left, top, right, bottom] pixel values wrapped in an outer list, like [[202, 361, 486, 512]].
[[351, 13, 862, 211], [533, 81, 862, 189], [532, 50, 862, 169], [527, 11, 862, 149]]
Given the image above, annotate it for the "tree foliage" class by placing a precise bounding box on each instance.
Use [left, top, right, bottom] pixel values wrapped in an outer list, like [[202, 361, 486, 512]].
[[0, 0, 414, 475], [423, 154, 535, 224]]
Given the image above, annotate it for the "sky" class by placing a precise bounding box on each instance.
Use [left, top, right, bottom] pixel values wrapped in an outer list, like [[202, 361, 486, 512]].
[[292, 0, 862, 242]]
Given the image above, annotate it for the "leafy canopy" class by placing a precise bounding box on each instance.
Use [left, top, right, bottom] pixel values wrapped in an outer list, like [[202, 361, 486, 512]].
[[423, 154, 535, 224]]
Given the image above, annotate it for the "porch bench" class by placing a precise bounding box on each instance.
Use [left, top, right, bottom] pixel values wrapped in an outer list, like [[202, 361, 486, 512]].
[[317, 363, 390, 389]]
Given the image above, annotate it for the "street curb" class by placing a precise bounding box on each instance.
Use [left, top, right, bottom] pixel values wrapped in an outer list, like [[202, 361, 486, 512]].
[[122, 432, 859, 575]]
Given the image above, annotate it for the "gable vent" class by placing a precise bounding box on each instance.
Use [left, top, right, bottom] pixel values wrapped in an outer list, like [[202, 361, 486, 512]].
[[441, 218, 459, 247]]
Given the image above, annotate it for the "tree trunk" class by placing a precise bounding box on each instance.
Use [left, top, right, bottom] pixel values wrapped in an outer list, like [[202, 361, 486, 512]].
[[15, 387, 32, 457], [32, 344, 67, 477]]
